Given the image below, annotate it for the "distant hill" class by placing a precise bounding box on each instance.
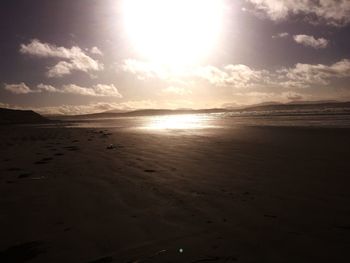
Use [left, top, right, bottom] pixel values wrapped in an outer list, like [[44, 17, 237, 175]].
[[240, 101, 350, 112], [51, 101, 350, 119], [58, 108, 230, 119], [0, 108, 50, 124]]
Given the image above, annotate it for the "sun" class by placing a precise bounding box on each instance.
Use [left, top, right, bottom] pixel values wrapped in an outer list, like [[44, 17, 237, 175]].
[[122, 0, 224, 66]]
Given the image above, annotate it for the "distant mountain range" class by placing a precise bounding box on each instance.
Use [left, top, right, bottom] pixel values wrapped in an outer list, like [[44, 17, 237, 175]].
[[2, 101, 350, 123], [240, 101, 350, 112], [56, 100, 350, 119]]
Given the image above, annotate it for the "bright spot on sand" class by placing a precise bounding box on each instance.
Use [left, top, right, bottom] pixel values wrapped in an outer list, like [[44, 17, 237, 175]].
[[143, 114, 211, 130], [179, 248, 184, 253], [122, 0, 224, 66]]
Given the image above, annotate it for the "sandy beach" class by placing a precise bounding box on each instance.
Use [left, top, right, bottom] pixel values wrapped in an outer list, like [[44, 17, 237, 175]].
[[1, 117, 350, 262], [2, 0, 350, 261]]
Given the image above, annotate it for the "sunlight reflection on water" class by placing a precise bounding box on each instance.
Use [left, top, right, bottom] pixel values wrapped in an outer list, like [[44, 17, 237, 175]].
[[142, 114, 215, 130], [62, 111, 350, 131]]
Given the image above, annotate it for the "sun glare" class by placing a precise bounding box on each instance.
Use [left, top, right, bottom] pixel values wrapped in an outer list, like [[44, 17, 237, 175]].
[[144, 114, 209, 130], [122, 0, 224, 66]]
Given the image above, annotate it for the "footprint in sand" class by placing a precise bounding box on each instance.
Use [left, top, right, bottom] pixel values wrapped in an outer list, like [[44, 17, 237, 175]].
[[63, 146, 79, 151], [34, 157, 53, 165], [144, 169, 157, 173], [18, 173, 32, 179], [88, 256, 114, 263]]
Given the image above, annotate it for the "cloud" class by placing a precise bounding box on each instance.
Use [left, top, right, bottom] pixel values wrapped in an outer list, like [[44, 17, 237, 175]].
[[0, 102, 10, 108], [4, 83, 34, 94], [278, 59, 350, 87], [89, 47, 103, 56], [245, 0, 350, 26], [62, 84, 122, 97], [195, 64, 271, 89], [90, 84, 122, 97], [121, 60, 271, 89], [4, 83, 122, 97], [33, 103, 125, 115], [282, 91, 304, 101], [121, 58, 350, 90], [47, 61, 74, 78], [20, 39, 73, 58], [32, 101, 164, 115], [33, 99, 199, 115], [229, 91, 307, 105], [272, 32, 289, 39], [121, 59, 171, 80], [0, 101, 141, 115], [20, 39, 104, 78], [293, 34, 329, 49], [37, 84, 57, 92]]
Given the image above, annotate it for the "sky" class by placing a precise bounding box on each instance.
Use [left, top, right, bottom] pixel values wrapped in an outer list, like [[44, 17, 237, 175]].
[[1, 0, 350, 115]]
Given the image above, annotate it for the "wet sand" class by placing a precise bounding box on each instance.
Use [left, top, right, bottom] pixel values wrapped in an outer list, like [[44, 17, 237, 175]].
[[0, 123, 350, 262]]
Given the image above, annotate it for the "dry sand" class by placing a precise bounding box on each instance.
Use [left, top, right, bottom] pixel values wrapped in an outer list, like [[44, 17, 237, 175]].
[[0, 123, 350, 262]]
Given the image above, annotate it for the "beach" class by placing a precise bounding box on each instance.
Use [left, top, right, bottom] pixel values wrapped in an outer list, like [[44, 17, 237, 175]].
[[1, 115, 350, 262]]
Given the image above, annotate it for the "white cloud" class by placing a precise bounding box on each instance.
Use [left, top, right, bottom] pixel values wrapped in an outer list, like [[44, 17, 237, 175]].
[[0, 102, 11, 108], [90, 84, 123, 97], [192, 65, 230, 85], [121, 59, 171, 80], [20, 39, 73, 58], [61, 84, 122, 97], [20, 39, 104, 78], [33, 103, 123, 115], [33, 101, 164, 115], [272, 32, 289, 39], [61, 84, 96, 96], [47, 61, 74, 78], [279, 59, 350, 87], [121, 58, 350, 90], [121, 60, 265, 89], [245, 0, 350, 26], [198, 64, 271, 89], [283, 91, 304, 101], [293, 34, 329, 49], [121, 60, 271, 89], [4, 83, 122, 97], [178, 63, 268, 88], [4, 83, 34, 94], [0, 101, 151, 115], [38, 100, 199, 115], [89, 47, 103, 56], [37, 84, 57, 92], [230, 91, 307, 105]]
